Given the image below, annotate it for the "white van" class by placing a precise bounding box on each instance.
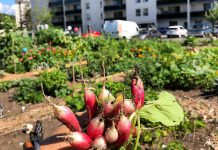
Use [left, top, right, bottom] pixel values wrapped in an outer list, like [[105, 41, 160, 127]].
[[103, 20, 139, 39]]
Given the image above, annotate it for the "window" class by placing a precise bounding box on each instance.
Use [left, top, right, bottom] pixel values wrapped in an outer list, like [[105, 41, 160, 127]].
[[75, 15, 81, 21], [101, 13, 103, 19], [74, 4, 81, 10], [184, 22, 187, 29], [136, 9, 141, 16], [143, 0, 148, 2], [113, 0, 122, 5], [168, 6, 180, 13], [169, 21, 177, 26], [114, 11, 123, 18], [143, 8, 148, 16], [86, 2, 90, 9], [100, 1, 103, 8], [136, 0, 140, 3], [86, 14, 91, 20], [204, 3, 211, 11]]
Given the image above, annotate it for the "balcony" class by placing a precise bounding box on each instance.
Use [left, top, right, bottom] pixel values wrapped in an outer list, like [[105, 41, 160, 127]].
[[65, 9, 81, 15], [54, 11, 63, 16], [65, 0, 80, 4], [49, 0, 80, 7], [157, 0, 214, 6], [49, 1, 62, 7], [53, 22, 64, 26], [104, 17, 126, 21], [104, 4, 126, 11], [67, 20, 82, 25], [157, 11, 207, 19]]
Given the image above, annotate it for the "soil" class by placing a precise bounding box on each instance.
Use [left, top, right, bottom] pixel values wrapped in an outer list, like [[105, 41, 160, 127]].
[[0, 89, 217, 150]]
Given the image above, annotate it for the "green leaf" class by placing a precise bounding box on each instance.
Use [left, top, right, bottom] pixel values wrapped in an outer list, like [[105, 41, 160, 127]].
[[139, 91, 184, 126]]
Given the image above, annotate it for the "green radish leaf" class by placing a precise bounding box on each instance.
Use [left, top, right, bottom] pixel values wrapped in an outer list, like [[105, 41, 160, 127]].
[[139, 91, 184, 126]]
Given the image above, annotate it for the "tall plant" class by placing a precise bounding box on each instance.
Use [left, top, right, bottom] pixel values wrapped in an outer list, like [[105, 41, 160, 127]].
[[205, 2, 218, 34]]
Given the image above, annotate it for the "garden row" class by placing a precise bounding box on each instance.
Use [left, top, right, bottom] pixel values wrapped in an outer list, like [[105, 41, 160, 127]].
[[1, 28, 218, 90]]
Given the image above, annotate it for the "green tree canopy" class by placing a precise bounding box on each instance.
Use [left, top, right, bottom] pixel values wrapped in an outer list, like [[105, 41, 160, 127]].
[[0, 14, 16, 32], [205, 2, 218, 32]]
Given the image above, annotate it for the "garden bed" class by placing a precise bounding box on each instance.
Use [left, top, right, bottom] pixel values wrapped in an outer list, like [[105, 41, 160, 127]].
[[0, 89, 217, 150]]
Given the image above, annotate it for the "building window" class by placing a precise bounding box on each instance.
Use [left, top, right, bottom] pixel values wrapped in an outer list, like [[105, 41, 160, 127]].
[[114, 11, 123, 18], [113, 0, 122, 5], [136, 0, 140, 3], [143, 0, 148, 2], [169, 21, 178, 26], [86, 14, 91, 20], [184, 22, 187, 29], [136, 9, 141, 16], [86, 2, 90, 9], [168, 6, 180, 13], [101, 13, 103, 19], [204, 3, 211, 11], [75, 15, 81, 22], [100, 1, 103, 8], [143, 8, 148, 16], [74, 4, 81, 10]]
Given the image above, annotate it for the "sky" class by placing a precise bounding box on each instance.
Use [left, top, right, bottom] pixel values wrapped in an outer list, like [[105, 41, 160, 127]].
[[0, 0, 16, 15]]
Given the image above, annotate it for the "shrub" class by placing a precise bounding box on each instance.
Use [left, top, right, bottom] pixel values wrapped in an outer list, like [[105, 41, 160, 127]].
[[183, 36, 199, 47], [14, 79, 43, 104], [35, 28, 73, 48], [39, 70, 71, 97]]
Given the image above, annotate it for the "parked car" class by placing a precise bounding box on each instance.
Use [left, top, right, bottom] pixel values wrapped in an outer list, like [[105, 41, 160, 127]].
[[166, 25, 188, 38], [138, 28, 161, 39], [188, 23, 212, 37], [103, 20, 139, 39], [213, 25, 218, 37], [158, 27, 168, 35]]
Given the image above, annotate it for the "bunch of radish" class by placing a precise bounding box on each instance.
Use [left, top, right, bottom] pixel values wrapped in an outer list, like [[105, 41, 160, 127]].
[[41, 69, 144, 150]]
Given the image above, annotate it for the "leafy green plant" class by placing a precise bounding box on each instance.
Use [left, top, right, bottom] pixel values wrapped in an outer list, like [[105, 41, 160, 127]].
[[39, 70, 71, 97], [95, 81, 131, 99], [165, 141, 185, 150], [183, 36, 199, 47], [14, 79, 43, 104], [65, 94, 85, 112]]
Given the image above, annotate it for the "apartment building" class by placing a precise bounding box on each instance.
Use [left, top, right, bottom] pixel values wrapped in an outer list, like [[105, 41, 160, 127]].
[[48, 0, 82, 29], [126, 0, 157, 27], [15, 0, 31, 27], [157, 0, 215, 29], [81, 0, 104, 32], [81, 0, 157, 32], [16, 0, 217, 32]]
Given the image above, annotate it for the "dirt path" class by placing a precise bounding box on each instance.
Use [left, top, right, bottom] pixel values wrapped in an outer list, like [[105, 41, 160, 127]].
[[0, 61, 87, 82], [0, 100, 64, 137]]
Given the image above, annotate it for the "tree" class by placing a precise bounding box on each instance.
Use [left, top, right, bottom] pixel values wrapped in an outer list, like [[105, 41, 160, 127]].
[[23, 1, 53, 31], [0, 14, 16, 32], [31, 3, 53, 31], [205, 2, 218, 33]]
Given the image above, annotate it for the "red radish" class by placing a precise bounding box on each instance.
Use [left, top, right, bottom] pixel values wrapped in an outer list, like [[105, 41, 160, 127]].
[[110, 94, 124, 117], [98, 81, 115, 103], [93, 136, 107, 150], [58, 131, 92, 150], [87, 115, 105, 139], [102, 101, 114, 118], [54, 105, 82, 131], [105, 123, 118, 143], [41, 85, 81, 131], [131, 76, 144, 109], [132, 127, 138, 137], [84, 87, 97, 121], [115, 115, 132, 147], [123, 99, 135, 116]]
